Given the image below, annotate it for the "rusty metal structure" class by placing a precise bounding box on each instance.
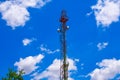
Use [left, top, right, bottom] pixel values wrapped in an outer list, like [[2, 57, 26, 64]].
[[58, 10, 69, 80]]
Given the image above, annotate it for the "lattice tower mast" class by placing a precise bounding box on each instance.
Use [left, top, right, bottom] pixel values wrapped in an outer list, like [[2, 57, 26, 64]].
[[58, 10, 69, 80]]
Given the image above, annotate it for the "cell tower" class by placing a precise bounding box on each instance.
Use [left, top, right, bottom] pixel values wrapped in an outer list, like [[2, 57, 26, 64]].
[[58, 10, 69, 80]]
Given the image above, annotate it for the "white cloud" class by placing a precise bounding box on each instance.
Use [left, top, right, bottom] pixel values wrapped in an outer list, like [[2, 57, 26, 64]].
[[19, 0, 51, 8], [86, 11, 93, 16], [74, 59, 80, 62], [31, 58, 77, 80], [0, 2, 29, 29], [22, 38, 35, 46], [0, 0, 51, 29], [40, 44, 60, 54], [89, 58, 120, 80], [97, 42, 108, 50], [92, 0, 120, 27], [14, 54, 44, 75]]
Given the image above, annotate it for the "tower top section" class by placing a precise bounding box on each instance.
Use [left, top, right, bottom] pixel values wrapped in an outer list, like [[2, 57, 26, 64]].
[[60, 10, 68, 23]]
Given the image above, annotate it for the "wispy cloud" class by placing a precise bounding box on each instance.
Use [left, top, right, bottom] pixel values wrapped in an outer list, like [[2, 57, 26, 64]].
[[40, 44, 60, 54], [0, 0, 51, 29], [22, 38, 35, 46], [74, 59, 80, 62], [89, 58, 120, 80], [97, 42, 108, 50], [31, 58, 78, 80], [86, 11, 93, 16], [14, 54, 44, 75], [91, 0, 120, 27]]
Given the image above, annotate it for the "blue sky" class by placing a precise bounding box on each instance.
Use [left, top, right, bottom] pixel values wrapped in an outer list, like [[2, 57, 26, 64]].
[[0, 0, 120, 80]]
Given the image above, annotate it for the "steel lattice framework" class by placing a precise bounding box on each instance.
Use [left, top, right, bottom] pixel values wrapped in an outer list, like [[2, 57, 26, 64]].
[[58, 10, 69, 80]]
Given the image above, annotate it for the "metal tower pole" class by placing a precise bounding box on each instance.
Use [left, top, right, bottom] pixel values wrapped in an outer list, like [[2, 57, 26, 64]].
[[58, 10, 69, 80]]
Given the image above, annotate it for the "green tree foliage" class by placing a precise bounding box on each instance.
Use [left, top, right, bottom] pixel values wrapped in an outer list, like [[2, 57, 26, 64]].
[[2, 69, 25, 80]]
